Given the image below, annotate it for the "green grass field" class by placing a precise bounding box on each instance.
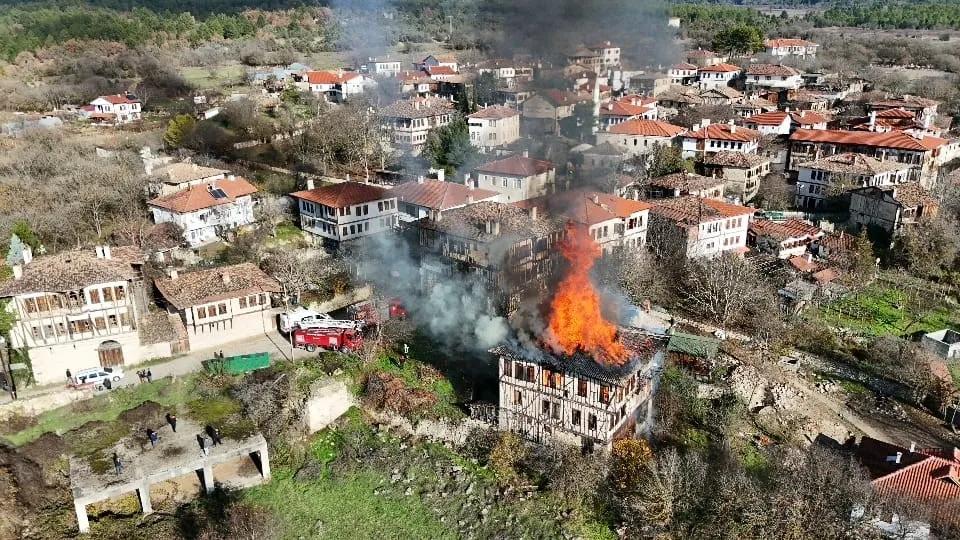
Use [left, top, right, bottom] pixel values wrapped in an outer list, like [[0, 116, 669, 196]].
[[0, 377, 193, 446], [181, 64, 246, 90], [815, 283, 960, 337]]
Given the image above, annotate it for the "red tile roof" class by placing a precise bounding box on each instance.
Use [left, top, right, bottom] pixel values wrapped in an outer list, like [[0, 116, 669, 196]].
[[515, 189, 651, 226], [154, 262, 281, 310], [765, 38, 817, 47], [698, 63, 741, 73], [876, 108, 916, 119], [291, 181, 392, 207], [390, 179, 499, 211], [467, 105, 520, 120], [539, 89, 588, 107], [650, 196, 752, 226], [788, 255, 819, 273], [426, 65, 456, 75], [747, 64, 802, 77], [305, 71, 362, 85], [789, 110, 828, 125], [148, 178, 258, 213], [746, 111, 789, 126], [474, 155, 555, 177], [98, 94, 140, 105], [598, 100, 652, 118], [749, 219, 822, 241], [857, 436, 960, 525], [687, 123, 761, 142], [812, 267, 839, 283], [608, 119, 685, 137], [671, 62, 698, 70], [685, 49, 721, 58], [790, 128, 948, 151]]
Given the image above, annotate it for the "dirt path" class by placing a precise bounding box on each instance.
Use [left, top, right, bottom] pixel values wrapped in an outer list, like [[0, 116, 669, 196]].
[[785, 374, 892, 443]]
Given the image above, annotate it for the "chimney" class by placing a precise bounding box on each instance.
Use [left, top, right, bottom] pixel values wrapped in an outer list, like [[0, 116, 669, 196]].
[[592, 194, 600, 205], [806, 253, 812, 264], [346, 173, 351, 182], [22, 245, 32, 265], [307, 178, 315, 191], [909, 442, 916, 453], [730, 124, 736, 134], [435, 168, 444, 182], [485, 220, 493, 234], [467, 195, 474, 204], [417, 175, 425, 184], [103, 245, 111, 260], [95, 246, 104, 258], [800, 110, 806, 118], [12, 264, 22, 280], [702, 118, 711, 127], [168, 269, 179, 280], [869, 111, 877, 127], [221, 272, 231, 285], [228, 174, 236, 181], [895, 452, 903, 464], [530, 206, 538, 220]]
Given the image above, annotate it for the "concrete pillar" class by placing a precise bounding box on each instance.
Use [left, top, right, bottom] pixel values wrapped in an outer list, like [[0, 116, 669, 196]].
[[202, 464, 214, 494], [258, 445, 271, 480], [75, 500, 90, 534], [137, 483, 153, 514]]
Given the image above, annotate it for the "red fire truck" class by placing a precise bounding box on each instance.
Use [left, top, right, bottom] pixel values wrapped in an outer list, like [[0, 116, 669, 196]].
[[292, 327, 364, 353], [349, 299, 408, 329]]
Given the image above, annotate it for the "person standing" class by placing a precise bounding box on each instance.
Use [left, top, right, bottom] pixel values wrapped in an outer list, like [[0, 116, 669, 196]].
[[148, 429, 158, 448], [167, 413, 177, 432], [212, 427, 222, 446], [65, 369, 72, 383], [146, 369, 153, 383], [197, 434, 208, 456], [113, 453, 123, 475]]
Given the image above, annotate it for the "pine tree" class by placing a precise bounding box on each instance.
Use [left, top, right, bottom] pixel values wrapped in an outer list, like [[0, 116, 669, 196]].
[[163, 114, 197, 149], [6, 234, 25, 267]]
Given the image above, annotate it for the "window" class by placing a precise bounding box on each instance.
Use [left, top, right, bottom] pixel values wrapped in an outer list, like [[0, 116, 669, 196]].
[[350, 225, 356, 235], [342, 227, 348, 236], [248, 295, 258, 306], [578, 379, 587, 397], [345, 206, 351, 215], [103, 287, 113, 302], [571, 409, 582, 427], [197, 307, 207, 319], [588, 414, 597, 430], [542, 400, 551, 415], [514, 362, 524, 380], [514, 390, 523, 405], [365, 222, 370, 232], [89, 289, 101, 303], [504, 360, 513, 377], [258, 294, 266, 305], [31, 326, 41, 339], [94, 317, 106, 330], [218, 303, 227, 315], [600, 385, 611, 404], [108, 315, 118, 328], [552, 402, 561, 419], [239, 296, 248, 309], [525, 366, 535, 382], [120, 313, 129, 326]]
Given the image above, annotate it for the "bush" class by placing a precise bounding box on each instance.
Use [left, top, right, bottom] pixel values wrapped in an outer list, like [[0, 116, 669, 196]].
[[488, 431, 528, 484]]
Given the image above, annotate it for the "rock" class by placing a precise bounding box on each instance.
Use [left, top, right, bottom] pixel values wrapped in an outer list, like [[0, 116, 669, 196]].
[[465, 483, 474, 495], [391, 473, 402, 484], [405, 487, 413, 496]]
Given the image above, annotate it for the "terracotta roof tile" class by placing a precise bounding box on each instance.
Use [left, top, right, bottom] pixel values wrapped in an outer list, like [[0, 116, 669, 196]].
[[790, 110, 828, 125], [812, 267, 839, 283], [98, 94, 140, 105], [870, 96, 940, 109], [749, 219, 822, 241], [876, 108, 917, 119], [467, 105, 520, 120], [0, 246, 143, 297], [687, 123, 761, 142], [704, 151, 769, 168], [765, 38, 817, 47], [154, 262, 281, 310], [291, 182, 393, 208], [650, 196, 752, 226], [797, 152, 910, 175], [426, 65, 456, 75], [788, 255, 819, 273], [418, 201, 563, 241], [539, 89, 590, 107], [684, 49, 721, 58], [608, 119, 685, 137], [381, 97, 456, 119], [790, 129, 948, 152], [305, 70, 362, 85], [154, 163, 229, 185], [649, 172, 723, 192], [148, 178, 258, 214], [390, 179, 499, 211], [698, 63, 741, 73], [514, 189, 651, 227], [746, 111, 789, 126], [747, 64, 802, 77], [474, 155, 554, 177], [598, 100, 652, 118], [671, 62, 698, 70], [888, 182, 938, 209]]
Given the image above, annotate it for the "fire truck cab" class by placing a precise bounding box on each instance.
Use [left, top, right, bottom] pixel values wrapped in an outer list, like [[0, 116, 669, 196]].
[[292, 327, 363, 353]]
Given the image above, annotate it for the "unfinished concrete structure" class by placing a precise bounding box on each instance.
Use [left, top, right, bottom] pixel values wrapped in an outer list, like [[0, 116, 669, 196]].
[[70, 427, 269, 534], [494, 329, 663, 450]]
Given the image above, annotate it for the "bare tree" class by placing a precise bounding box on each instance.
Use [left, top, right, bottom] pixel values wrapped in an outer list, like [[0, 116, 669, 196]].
[[681, 252, 771, 329], [255, 194, 292, 238]]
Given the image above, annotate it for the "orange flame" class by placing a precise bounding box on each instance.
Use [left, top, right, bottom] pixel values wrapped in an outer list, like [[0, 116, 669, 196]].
[[546, 224, 628, 365]]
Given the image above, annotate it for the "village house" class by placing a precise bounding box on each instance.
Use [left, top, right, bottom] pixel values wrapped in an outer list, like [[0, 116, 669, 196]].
[[684, 49, 728, 68], [786, 89, 833, 113], [380, 96, 456, 154], [847, 109, 924, 134], [748, 219, 824, 259], [701, 151, 771, 203], [668, 63, 699, 85], [567, 41, 621, 73], [424, 65, 457, 81], [148, 162, 229, 196], [868, 96, 940, 128], [522, 90, 589, 135], [291, 181, 399, 249], [848, 183, 939, 233], [416, 54, 458, 73], [498, 86, 535, 109], [787, 129, 949, 186], [596, 119, 686, 158], [597, 98, 658, 130], [743, 110, 829, 136], [855, 436, 960, 537], [415, 201, 565, 315], [648, 196, 753, 258], [363, 56, 402, 76], [628, 72, 672, 97], [304, 70, 367, 101], [85, 94, 142, 125], [466, 106, 521, 148], [470, 154, 556, 202], [655, 85, 704, 111], [922, 329, 960, 361], [392, 71, 434, 96], [700, 86, 744, 106], [0, 245, 174, 384], [646, 172, 725, 200], [494, 334, 656, 450], [795, 152, 914, 210], [697, 63, 741, 90], [515, 189, 652, 252], [154, 263, 281, 352], [391, 177, 500, 222], [734, 98, 778, 118], [681, 120, 761, 158], [579, 142, 627, 171], [745, 64, 804, 95], [147, 176, 258, 247], [810, 231, 859, 265], [764, 38, 819, 58]]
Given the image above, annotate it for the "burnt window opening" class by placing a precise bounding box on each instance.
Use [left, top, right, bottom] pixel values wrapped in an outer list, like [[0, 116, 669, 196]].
[[588, 413, 597, 430], [578, 379, 587, 397], [542, 400, 551, 415], [571, 409, 582, 427], [600, 385, 611, 404], [525, 366, 535, 383]]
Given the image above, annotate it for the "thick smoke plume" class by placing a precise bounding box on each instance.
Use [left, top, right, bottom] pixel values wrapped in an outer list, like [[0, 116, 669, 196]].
[[357, 232, 509, 351]]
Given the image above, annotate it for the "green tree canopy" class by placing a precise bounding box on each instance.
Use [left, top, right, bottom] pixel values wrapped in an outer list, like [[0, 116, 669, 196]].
[[712, 25, 764, 56], [425, 117, 477, 176], [163, 114, 198, 149]]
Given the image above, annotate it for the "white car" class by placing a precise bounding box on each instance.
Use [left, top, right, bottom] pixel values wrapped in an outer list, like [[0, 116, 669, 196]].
[[279, 307, 358, 332], [73, 366, 124, 389]]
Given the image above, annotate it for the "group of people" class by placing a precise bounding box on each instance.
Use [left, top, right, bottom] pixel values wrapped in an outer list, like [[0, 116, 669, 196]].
[[136, 369, 153, 383], [112, 413, 229, 475]]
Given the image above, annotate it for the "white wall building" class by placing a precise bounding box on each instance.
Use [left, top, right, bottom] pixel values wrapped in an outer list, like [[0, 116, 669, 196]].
[[364, 56, 402, 76], [764, 39, 819, 58], [380, 97, 456, 154], [794, 153, 914, 210], [745, 64, 804, 92], [291, 181, 399, 248], [697, 63, 741, 89], [154, 263, 281, 352], [391, 177, 500, 222], [148, 176, 258, 247], [0, 246, 173, 385], [87, 94, 142, 125], [649, 196, 753, 258], [470, 154, 556, 202], [466, 106, 521, 148], [681, 120, 761, 158], [596, 119, 686, 158], [305, 70, 367, 100]]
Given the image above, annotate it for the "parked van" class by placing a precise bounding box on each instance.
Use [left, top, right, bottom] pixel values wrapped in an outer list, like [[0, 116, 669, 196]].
[[72, 366, 124, 389], [279, 307, 359, 333]]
